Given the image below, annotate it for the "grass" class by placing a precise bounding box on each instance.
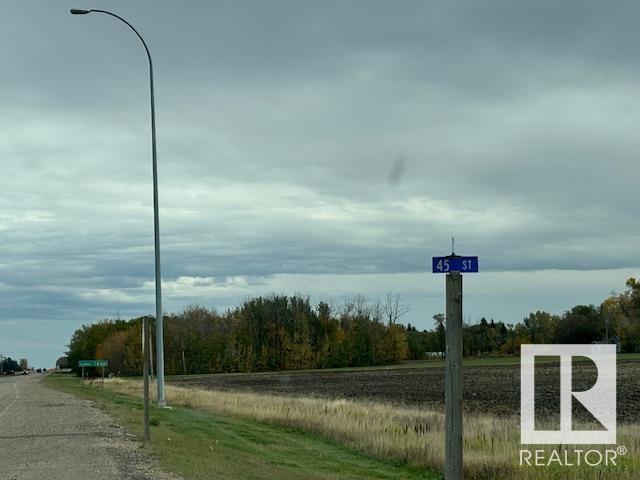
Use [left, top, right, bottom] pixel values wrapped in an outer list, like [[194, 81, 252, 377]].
[[47, 354, 640, 480], [44, 374, 438, 480], [95, 377, 640, 480]]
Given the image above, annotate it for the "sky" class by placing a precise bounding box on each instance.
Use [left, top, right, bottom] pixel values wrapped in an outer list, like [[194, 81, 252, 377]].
[[1, 1, 639, 368]]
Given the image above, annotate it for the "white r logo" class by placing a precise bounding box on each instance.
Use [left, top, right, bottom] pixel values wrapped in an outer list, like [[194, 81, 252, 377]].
[[521, 344, 616, 445]]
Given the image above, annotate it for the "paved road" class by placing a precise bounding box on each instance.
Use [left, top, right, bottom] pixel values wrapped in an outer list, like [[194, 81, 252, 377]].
[[0, 374, 180, 480]]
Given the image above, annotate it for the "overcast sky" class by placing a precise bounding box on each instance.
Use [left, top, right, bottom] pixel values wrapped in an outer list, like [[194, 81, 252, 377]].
[[1, 1, 639, 367]]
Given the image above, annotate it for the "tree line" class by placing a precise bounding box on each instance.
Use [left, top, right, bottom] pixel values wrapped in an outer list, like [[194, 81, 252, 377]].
[[65, 277, 639, 375], [406, 277, 640, 359], [66, 294, 410, 376]]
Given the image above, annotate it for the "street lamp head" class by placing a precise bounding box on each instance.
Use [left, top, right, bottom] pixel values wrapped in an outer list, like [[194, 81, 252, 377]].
[[70, 8, 91, 15]]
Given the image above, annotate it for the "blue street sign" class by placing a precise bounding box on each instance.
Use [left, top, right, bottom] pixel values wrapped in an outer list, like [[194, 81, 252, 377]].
[[432, 256, 478, 273]]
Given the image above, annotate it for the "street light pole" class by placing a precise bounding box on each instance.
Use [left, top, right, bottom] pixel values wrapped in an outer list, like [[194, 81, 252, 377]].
[[70, 8, 166, 407]]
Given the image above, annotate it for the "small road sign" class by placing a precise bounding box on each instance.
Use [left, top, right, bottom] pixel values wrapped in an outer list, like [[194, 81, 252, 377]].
[[78, 360, 108, 367], [432, 256, 478, 273]]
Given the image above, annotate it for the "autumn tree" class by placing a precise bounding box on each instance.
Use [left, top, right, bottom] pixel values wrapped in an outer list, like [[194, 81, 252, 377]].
[[523, 311, 559, 344], [553, 305, 603, 344], [95, 330, 128, 375]]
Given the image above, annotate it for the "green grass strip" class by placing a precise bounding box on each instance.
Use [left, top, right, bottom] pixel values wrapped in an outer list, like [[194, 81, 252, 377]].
[[45, 374, 440, 480]]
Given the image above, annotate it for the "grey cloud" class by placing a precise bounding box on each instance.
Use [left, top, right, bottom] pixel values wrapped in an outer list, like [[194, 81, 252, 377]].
[[1, 1, 640, 367]]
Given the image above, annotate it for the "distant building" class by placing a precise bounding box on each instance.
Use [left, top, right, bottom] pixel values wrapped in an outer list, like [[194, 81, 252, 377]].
[[425, 351, 445, 359]]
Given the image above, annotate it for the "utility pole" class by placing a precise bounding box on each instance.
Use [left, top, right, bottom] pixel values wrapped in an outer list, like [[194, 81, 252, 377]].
[[148, 326, 154, 378], [142, 318, 154, 377], [143, 316, 151, 442], [507, 323, 516, 354]]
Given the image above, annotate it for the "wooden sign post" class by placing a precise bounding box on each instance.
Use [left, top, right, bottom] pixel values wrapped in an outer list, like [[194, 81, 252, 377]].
[[433, 240, 479, 480], [445, 271, 463, 480]]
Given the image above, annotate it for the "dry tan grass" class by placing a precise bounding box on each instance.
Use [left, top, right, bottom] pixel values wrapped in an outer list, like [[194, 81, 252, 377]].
[[101, 378, 639, 480]]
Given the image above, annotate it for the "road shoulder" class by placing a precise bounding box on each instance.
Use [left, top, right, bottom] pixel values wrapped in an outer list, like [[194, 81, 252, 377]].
[[0, 374, 180, 480]]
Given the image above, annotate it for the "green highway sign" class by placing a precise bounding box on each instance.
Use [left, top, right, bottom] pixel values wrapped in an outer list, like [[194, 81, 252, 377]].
[[78, 360, 108, 367]]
